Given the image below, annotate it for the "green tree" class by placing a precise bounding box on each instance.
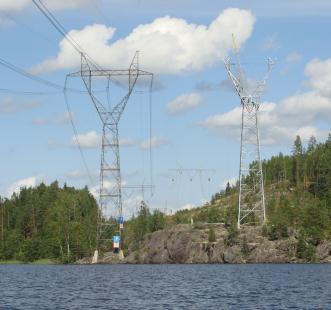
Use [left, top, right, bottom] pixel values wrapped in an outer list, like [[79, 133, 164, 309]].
[[131, 202, 151, 243], [292, 135, 303, 187], [225, 182, 231, 196], [208, 227, 216, 242], [149, 210, 165, 232]]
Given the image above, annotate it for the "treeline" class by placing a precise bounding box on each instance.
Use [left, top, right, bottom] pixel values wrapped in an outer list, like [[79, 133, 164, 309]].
[[0, 182, 98, 262], [123, 202, 166, 252], [206, 135, 331, 260], [262, 135, 331, 259], [1, 135, 330, 263], [263, 135, 331, 197]]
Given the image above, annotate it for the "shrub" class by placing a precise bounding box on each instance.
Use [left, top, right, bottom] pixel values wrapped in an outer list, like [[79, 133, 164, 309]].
[[241, 236, 250, 256], [224, 225, 239, 246], [208, 227, 216, 242], [296, 232, 317, 262]]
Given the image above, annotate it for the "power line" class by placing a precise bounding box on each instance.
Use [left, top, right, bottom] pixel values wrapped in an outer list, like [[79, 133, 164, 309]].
[[64, 76, 96, 189], [224, 36, 275, 228], [0, 57, 63, 90], [0, 88, 62, 96], [0, 56, 101, 95], [149, 76, 154, 198], [0, 2, 103, 197], [32, 0, 102, 70]]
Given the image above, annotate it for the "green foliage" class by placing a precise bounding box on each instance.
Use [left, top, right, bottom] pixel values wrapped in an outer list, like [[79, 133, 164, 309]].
[[0, 183, 98, 263], [241, 235, 249, 256], [266, 224, 289, 241], [197, 206, 222, 223], [301, 202, 328, 245], [296, 232, 306, 259], [125, 202, 166, 249], [225, 182, 231, 196], [224, 225, 239, 246], [130, 203, 151, 244], [208, 227, 216, 242], [173, 209, 190, 224], [296, 231, 317, 262], [1, 134, 331, 263], [260, 135, 331, 243], [149, 210, 166, 232]]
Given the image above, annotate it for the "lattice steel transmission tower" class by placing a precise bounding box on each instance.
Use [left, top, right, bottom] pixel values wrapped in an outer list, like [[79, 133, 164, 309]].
[[67, 52, 153, 252], [224, 38, 274, 228]]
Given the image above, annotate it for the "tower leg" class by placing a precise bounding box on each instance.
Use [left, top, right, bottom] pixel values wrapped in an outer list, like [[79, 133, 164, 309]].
[[238, 101, 266, 227], [98, 122, 123, 250]]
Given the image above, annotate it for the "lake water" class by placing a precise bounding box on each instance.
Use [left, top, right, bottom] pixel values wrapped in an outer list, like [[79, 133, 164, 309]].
[[0, 264, 330, 309]]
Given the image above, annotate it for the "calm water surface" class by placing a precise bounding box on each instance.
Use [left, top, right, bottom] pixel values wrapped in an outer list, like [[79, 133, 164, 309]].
[[0, 264, 330, 309]]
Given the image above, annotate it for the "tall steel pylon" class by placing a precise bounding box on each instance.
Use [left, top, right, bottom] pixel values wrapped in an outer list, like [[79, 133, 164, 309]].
[[67, 52, 153, 252], [224, 38, 274, 228]]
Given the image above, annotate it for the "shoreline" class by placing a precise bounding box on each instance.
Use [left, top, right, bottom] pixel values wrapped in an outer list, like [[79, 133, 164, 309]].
[[0, 259, 57, 265]]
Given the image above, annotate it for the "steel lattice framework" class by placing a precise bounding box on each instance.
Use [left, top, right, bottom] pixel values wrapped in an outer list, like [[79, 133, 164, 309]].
[[68, 52, 153, 250], [224, 50, 274, 228]]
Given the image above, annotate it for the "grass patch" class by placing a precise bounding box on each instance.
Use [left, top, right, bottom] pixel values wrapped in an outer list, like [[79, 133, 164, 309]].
[[0, 258, 58, 265], [30, 258, 57, 265], [0, 260, 23, 264]]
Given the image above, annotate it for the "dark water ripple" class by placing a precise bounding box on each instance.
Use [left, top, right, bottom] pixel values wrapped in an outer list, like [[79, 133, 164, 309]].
[[0, 264, 330, 309]]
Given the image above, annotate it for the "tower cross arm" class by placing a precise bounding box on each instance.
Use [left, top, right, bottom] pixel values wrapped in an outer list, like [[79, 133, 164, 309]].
[[110, 52, 152, 124], [68, 52, 153, 125], [251, 58, 275, 98], [69, 69, 153, 78], [224, 57, 244, 98]]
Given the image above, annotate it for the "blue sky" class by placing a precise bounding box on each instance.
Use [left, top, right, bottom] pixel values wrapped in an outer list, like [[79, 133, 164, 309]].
[[1, 0, 331, 216]]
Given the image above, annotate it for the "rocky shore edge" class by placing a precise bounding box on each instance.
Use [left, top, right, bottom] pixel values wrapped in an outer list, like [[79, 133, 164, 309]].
[[77, 224, 331, 264]]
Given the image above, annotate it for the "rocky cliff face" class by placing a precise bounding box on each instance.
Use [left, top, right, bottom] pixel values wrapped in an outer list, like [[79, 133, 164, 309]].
[[78, 224, 331, 264], [122, 224, 331, 264]]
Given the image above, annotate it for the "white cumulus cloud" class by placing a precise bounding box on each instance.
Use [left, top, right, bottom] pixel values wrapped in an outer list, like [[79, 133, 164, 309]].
[[166, 92, 203, 115], [33, 111, 75, 126], [49, 131, 136, 149], [119, 138, 136, 147], [90, 180, 140, 218], [0, 97, 43, 114], [200, 92, 331, 145], [178, 203, 196, 211], [200, 56, 331, 146], [221, 177, 237, 189], [32, 8, 255, 74], [7, 176, 41, 197], [72, 131, 101, 149], [305, 58, 331, 97], [66, 169, 99, 180], [140, 136, 169, 150]]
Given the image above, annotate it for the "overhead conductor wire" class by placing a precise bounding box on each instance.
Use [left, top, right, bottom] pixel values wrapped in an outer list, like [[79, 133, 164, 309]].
[[32, 0, 102, 70], [0, 57, 94, 94], [64, 76, 96, 189], [33, 0, 155, 206], [32, 0, 105, 190], [0, 57, 63, 90], [149, 75, 154, 198]]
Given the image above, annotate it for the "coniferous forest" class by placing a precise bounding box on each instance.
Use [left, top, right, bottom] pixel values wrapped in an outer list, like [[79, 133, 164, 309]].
[[0, 182, 98, 262], [0, 135, 330, 263]]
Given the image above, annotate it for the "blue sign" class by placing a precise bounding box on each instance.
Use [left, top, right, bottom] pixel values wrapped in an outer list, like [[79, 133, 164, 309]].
[[113, 235, 121, 243], [118, 216, 124, 224]]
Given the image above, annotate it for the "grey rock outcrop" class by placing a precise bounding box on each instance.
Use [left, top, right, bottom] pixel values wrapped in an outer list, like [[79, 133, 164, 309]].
[[79, 223, 331, 264]]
